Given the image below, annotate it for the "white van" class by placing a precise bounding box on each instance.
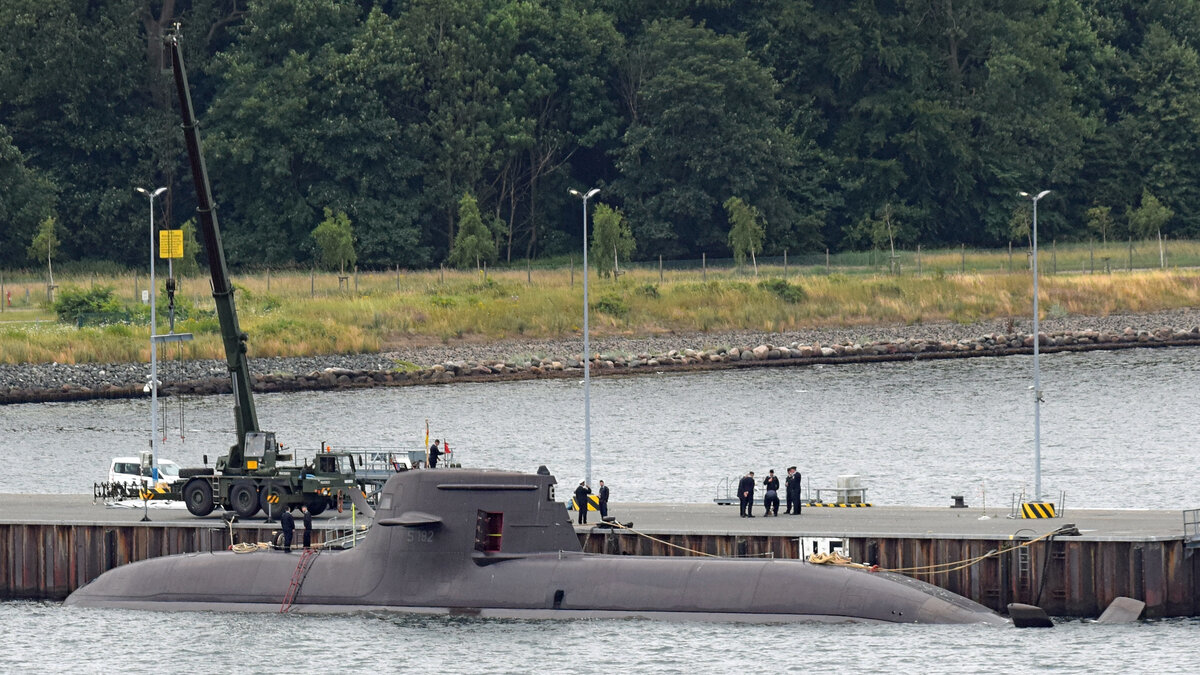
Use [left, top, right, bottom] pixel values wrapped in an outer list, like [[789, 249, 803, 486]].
[[108, 457, 183, 485]]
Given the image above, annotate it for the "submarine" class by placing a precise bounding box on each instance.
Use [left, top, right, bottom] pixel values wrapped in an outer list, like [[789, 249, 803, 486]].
[[67, 467, 1010, 624]]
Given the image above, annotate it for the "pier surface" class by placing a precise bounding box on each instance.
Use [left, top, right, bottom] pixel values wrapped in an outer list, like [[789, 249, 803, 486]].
[[578, 502, 1185, 541], [0, 494, 1182, 540], [3, 494, 1196, 618]]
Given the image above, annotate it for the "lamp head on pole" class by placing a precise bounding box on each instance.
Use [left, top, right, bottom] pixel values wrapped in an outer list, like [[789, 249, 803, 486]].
[[1018, 190, 1052, 201], [568, 188, 600, 200], [136, 186, 168, 199]]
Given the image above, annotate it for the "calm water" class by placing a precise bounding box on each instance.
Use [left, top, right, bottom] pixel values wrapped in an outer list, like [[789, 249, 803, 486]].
[[4, 346, 1199, 507], [3, 348, 1199, 669], [1, 601, 1193, 673]]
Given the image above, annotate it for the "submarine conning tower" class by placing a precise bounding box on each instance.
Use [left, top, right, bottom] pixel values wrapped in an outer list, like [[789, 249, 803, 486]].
[[366, 467, 583, 559]]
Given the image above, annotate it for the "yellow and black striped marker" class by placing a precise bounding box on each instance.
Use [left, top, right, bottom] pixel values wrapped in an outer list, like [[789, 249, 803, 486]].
[[807, 502, 873, 508], [1021, 502, 1056, 519], [139, 485, 170, 500], [265, 493, 281, 505], [571, 495, 600, 512]]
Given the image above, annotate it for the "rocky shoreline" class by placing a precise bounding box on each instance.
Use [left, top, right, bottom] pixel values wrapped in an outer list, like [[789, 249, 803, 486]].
[[3, 308, 1200, 405]]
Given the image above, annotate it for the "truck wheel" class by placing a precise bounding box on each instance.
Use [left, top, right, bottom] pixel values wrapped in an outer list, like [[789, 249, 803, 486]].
[[260, 483, 291, 520], [183, 478, 215, 517], [230, 480, 261, 518], [304, 495, 327, 516]]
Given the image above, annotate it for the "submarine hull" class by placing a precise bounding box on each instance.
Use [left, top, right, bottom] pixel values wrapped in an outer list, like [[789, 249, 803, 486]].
[[66, 469, 1006, 625]]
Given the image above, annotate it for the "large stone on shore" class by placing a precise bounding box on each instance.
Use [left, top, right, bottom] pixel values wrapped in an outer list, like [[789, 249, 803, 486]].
[[752, 345, 770, 359]]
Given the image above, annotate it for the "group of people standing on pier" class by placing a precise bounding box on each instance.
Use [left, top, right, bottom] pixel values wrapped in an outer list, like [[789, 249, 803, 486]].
[[278, 504, 313, 552], [738, 467, 803, 517], [573, 480, 610, 525]]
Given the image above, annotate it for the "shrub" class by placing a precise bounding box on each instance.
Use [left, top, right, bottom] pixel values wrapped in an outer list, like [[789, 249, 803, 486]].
[[467, 277, 514, 296], [392, 359, 421, 373], [592, 293, 629, 317], [757, 278, 807, 303], [636, 283, 660, 298], [52, 286, 124, 323]]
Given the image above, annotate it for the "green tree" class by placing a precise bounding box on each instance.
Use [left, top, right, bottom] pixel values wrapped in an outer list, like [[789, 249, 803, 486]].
[[1105, 21, 1200, 237], [206, 1, 424, 267], [311, 208, 356, 274], [1129, 190, 1173, 239], [1086, 206, 1115, 245], [448, 193, 497, 269], [27, 215, 59, 285], [0, 125, 56, 267], [176, 218, 203, 278], [1009, 205, 1032, 252], [590, 204, 635, 279], [725, 197, 765, 275], [1129, 189, 1174, 267], [0, 0, 169, 266], [613, 19, 807, 257]]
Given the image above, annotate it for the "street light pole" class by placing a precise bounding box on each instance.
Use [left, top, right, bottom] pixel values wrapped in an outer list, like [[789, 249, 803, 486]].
[[1019, 189, 1051, 501], [569, 187, 599, 487], [136, 186, 168, 484]]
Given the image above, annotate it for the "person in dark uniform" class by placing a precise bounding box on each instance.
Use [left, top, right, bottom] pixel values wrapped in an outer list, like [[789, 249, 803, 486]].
[[738, 471, 756, 518], [763, 469, 780, 516], [301, 504, 313, 549], [279, 508, 295, 552], [429, 439, 442, 468], [597, 481, 610, 518], [786, 466, 802, 515], [574, 481, 592, 524]]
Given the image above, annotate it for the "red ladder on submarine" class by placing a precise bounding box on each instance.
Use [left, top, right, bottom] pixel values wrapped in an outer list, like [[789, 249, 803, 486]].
[[279, 548, 321, 613]]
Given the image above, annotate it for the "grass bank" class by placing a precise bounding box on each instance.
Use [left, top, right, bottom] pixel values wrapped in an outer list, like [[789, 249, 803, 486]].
[[2, 250, 1199, 365]]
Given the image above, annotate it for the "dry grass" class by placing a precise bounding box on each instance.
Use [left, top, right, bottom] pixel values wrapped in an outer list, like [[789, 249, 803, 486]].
[[2, 259, 1198, 365]]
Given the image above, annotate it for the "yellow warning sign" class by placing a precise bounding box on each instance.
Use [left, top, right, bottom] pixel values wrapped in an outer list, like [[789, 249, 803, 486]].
[[572, 495, 600, 511], [1021, 502, 1057, 519], [159, 229, 183, 259]]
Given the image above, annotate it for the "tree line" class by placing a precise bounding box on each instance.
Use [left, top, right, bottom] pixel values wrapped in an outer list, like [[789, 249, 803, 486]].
[[3, 0, 1200, 273]]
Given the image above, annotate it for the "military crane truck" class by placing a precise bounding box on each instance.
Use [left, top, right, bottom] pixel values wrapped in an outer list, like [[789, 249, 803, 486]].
[[163, 26, 359, 519]]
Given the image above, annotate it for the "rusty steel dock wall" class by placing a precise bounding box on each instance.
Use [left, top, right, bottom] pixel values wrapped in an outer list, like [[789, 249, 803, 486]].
[[1, 523, 301, 601], [579, 531, 1200, 618]]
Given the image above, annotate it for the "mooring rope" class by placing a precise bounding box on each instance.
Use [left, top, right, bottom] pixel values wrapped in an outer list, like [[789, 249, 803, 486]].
[[599, 521, 718, 557], [876, 527, 1063, 576], [598, 520, 1069, 575]]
